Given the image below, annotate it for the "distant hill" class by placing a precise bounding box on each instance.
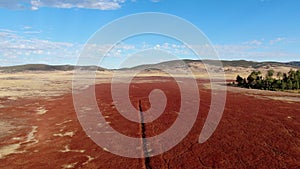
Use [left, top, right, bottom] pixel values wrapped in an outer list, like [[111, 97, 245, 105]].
[[126, 59, 300, 70], [0, 64, 106, 72], [287, 61, 300, 67], [0, 60, 299, 72], [216, 60, 300, 68]]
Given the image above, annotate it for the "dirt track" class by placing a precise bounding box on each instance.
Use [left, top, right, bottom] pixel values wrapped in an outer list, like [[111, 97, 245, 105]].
[[0, 76, 299, 168]]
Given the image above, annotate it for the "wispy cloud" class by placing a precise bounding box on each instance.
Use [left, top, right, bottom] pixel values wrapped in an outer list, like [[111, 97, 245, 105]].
[[109, 40, 300, 62], [269, 37, 285, 45], [0, 29, 139, 65], [242, 39, 263, 46], [23, 30, 42, 34], [22, 26, 32, 30], [0, 0, 126, 10], [216, 45, 299, 61], [1, 29, 299, 66], [0, 29, 81, 65]]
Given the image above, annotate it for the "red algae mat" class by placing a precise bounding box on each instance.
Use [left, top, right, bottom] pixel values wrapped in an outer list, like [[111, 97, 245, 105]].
[[0, 77, 299, 168]]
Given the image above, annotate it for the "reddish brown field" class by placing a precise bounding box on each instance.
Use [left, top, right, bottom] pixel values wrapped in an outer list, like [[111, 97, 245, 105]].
[[0, 77, 299, 168]]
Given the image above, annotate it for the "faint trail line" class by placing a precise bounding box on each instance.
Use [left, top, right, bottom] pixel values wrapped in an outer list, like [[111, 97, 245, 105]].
[[139, 100, 152, 169]]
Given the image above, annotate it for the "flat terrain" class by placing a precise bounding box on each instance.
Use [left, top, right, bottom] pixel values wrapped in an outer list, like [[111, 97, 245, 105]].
[[0, 72, 299, 168]]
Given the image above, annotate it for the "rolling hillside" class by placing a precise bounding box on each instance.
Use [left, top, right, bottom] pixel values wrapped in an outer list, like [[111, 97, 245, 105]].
[[0, 64, 106, 72], [0, 60, 299, 72]]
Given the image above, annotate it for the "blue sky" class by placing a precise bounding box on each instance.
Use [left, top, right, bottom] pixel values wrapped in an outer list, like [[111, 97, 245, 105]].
[[0, 0, 299, 68]]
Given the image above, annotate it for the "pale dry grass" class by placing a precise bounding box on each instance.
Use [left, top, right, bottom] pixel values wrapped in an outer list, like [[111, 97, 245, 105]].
[[0, 126, 38, 159], [0, 66, 297, 100], [203, 82, 300, 102], [0, 71, 113, 99]]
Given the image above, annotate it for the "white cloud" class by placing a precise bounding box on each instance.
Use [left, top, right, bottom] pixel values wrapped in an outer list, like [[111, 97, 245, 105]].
[[0, 0, 126, 10], [0, 29, 81, 65], [0, 0, 27, 9], [269, 37, 285, 45], [105, 41, 300, 63], [22, 26, 32, 30], [243, 40, 263, 46], [214, 42, 300, 61], [23, 30, 42, 34], [1, 30, 299, 66]]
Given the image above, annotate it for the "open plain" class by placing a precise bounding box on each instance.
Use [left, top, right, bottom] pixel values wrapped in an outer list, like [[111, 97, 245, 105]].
[[0, 68, 299, 168]]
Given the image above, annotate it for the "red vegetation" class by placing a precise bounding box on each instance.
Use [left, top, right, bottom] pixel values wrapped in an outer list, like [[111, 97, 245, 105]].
[[0, 77, 299, 168]]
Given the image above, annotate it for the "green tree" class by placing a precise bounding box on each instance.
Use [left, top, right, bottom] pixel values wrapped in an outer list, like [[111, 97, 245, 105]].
[[294, 80, 299, 90], [267, 69, 275, 78], [281, 81, 287, 90], [296, 70, 300, 78], [273, 80, 282, 90], [234, 69, 300, 91], [288, 69, 296, 80], [236, 75, 244, 86], [296, 70, 300, 82], [243, 78, 248, 88], [277, 71, 283, 80], [287, 79, 293, 90], [256, 79, 263, 89], [282, 73, 288, 82], [247, 71, 261, 88]]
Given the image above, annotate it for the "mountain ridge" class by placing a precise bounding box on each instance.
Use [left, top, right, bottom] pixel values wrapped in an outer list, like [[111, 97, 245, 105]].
[[0, 60, 299, 72]]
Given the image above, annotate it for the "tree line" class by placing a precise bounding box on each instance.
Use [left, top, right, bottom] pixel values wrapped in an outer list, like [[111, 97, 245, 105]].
[[232, 69, 300, 91]]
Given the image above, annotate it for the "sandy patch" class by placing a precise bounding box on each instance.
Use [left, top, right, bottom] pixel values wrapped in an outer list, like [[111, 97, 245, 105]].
[[0, 121, 15, 138], [55, 120, 72, 126], [0, 126, 38, 159], [23, 126, 39, 145], [53, 131, 75, 137], [59, 145, 85, 153], [82, 155, 95, 166], [61, 162, 78, 169], [0, 144, 24, 159], [36, 106, 48, 115]]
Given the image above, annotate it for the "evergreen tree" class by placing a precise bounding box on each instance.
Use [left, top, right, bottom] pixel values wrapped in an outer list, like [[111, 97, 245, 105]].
[[294, 80, 299, 90], [232, 69, 300, 91], [267, 69, 274, 78], [247, 71, 261, 88], [282, 81, 287, 90], [277, 71, 283, 80], [287, 79, 293, 90], [236, 75, 244, 86], [283, 73, 288, 82], [288, 69, 296, 80]]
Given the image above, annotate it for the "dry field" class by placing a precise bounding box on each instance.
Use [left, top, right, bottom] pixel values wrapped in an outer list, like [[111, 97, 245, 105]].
[[0, 70, 299, 168]]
